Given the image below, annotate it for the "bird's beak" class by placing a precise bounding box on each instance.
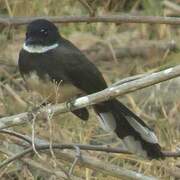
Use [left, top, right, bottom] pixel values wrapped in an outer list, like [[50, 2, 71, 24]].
[[25, 37, 42, 45], [25, 37, 36, 45]]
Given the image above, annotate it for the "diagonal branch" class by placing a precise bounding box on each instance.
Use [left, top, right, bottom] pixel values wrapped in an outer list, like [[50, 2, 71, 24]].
[[0, 15, 180, 26], [1, 129, 180, 158], [0, 129, 32, 144], [1, 131, 179, 178], [0, 145, 81, 180], [0, 142, 157, 180], [0, 65, 179, 130]]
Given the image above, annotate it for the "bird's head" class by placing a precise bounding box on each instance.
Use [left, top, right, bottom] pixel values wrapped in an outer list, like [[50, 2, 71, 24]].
[[23, 19, 60, 53]]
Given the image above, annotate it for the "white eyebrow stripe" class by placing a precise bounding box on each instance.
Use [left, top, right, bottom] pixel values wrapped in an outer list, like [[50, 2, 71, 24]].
[[23, 43, 59, 53]]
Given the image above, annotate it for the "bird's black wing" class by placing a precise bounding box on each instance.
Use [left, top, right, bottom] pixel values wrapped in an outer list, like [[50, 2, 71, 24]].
[[52, 39, 164, 159], [48, 38, 108, 121], [52, 38, 108, 94]]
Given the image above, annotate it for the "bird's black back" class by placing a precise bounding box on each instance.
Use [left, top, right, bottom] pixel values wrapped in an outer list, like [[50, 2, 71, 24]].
[[19, 37, 107, 94]]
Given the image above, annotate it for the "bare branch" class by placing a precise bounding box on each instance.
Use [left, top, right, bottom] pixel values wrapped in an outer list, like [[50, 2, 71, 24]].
[[68, 145, 81, 176], [55, 150, 157, 180], [0, 129, 180, 160], [0, 15, 180, 26], [0, 146, 80, 180], [0, 65, 179, 130], [0, 83, 27, 107], [0, 143, 157, 180], [0, 129, 32, 144], [85, 40, 177, 61], [1, 131, 179, 178]]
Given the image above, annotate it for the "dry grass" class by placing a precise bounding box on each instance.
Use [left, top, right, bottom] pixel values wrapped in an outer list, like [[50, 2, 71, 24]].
[[0, 0, 180, 179]]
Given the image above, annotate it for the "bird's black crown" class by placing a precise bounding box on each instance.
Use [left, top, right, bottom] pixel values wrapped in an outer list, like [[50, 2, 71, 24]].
[[25, 19, 60, 46]]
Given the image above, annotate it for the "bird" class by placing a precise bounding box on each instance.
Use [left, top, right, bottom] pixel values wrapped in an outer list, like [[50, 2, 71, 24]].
[[18, 19, 165, 159]]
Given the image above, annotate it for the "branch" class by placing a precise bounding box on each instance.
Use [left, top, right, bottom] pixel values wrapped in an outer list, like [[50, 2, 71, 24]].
[[85, 40, 177, 60], [1, 129, 179, 158], [0, 15, 180, 26], [0, 129, 32, 144], [0, 65, 179, 130], [55, 150, 157, 180], [0, 143, 157, 180], [0, 145, 81, 180], [1, 131, 179, 178]]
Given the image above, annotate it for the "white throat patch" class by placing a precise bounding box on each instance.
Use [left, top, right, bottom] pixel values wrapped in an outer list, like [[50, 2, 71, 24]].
[[23, 43, 59, 53]]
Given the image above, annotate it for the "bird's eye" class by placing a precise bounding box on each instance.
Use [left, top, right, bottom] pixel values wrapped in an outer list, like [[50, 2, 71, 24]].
[[40, 29, 48, 35]]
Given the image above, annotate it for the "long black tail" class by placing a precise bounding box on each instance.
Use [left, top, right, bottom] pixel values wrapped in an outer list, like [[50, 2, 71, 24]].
[[94, 99, 164, 159]]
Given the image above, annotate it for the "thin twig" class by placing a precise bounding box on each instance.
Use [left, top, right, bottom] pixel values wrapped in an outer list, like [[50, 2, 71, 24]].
[[0, 143, 157, 180], [1, 129, 179, 158], [1, 83, 27, 107], [0, 141, 180, 170], [0, 146, 78, 180], [46, 109, 56, 159], [0, 15, 180, 26], [1, 131, 179, 179], [68, 145, 81, 176], [54, 150, 157, 180], [0, 129, 32, 144], [31, 113, 44, 160]]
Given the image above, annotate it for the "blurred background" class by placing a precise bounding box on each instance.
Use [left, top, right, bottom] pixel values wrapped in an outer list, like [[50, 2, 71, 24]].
[[0, 0, 180, 179]]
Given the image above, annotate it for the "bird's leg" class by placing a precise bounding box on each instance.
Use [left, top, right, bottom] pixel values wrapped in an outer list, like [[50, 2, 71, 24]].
[[65, 95, 80, 111], [66, 95, 89, 121]]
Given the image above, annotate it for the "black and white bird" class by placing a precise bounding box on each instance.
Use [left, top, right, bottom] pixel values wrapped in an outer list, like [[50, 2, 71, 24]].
[[18, 19, 164, 159]]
